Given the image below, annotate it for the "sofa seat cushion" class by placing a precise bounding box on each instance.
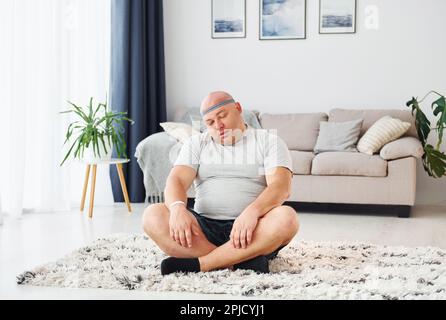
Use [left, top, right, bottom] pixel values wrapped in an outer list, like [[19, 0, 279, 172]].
[[311, 152, 388, 177], [259, 112, 328, 151], [290, 150, 315, 175]]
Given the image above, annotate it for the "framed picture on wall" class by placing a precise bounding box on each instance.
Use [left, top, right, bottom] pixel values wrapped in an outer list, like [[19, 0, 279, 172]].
[[319, 0, 356, 34], [212, 0, 246, 39], [259, 0, 306, 40]]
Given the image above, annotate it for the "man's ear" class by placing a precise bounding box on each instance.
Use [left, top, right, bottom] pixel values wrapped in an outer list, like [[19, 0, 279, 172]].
[[236, 102, 242, 113]]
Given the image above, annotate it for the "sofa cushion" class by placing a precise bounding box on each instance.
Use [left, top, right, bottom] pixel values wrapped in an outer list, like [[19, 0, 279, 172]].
[[259, 113, 328, 151], [313, 118, 363, 154], [329, 108, 418, 138], [311, 152, 388, 177], [380, 136, 424, 160], [160, 122, 201, 143], [290, 150, 315, 175]]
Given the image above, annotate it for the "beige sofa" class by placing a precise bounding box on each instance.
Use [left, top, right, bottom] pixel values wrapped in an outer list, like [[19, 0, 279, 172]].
[[259, 108, 421, 218]]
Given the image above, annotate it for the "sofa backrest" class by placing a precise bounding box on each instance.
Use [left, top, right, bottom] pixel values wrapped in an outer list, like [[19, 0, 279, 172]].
[[329, 108, 418, 138], [259, 113, 328, 151]]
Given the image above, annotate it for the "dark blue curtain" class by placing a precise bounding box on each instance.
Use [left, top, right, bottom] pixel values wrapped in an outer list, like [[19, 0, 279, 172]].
[[110, 0, 166, 203]]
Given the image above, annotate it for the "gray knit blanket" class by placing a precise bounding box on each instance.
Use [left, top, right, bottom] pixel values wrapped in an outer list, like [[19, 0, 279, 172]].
[[134, 132, 183, 203]]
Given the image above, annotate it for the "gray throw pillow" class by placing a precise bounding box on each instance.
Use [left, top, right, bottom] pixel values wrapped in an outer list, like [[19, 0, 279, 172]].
[[313, 118, 363, 154]]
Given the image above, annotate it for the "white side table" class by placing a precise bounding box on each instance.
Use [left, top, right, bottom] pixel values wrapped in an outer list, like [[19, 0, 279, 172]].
[[80, 158, 132, 218]]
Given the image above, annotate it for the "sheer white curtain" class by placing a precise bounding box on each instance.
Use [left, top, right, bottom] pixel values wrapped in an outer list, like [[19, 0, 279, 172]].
[[0, 0, 112, 219]]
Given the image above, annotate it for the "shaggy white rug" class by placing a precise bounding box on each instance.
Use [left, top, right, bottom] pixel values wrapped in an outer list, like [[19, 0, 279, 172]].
[[17, 233, 446, 299]]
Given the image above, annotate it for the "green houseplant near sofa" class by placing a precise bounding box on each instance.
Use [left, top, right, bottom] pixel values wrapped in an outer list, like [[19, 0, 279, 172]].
[[406, 91, 446, 178], [60, 97, 134, 166]]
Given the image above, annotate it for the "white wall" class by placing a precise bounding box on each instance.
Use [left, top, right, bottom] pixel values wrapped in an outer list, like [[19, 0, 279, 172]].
[[163, 0, 446, 206]]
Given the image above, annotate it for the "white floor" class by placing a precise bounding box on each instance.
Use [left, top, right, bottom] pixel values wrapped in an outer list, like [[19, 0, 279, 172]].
[[1, 203, 446, 300]]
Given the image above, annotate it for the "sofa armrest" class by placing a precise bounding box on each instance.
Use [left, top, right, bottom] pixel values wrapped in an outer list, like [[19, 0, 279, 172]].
[[380, 136, 424, 160], [387, 157, 417, 205]]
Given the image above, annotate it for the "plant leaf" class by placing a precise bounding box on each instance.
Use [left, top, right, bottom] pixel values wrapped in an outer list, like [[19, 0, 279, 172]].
[[60, 135, 80, 166], [431, 95, 446, 150], [117, 130, 127, 158], [63, 121, 81, 145], [88, 97, 94, 121], [99, 134, 108, 155], [422, 144, 446, 178], [93, 130, 100, 157], [92, 101, 102, 119], [74, 133, 86, 158], [406, 97, 431, 146], [67, 101, 89, 122]]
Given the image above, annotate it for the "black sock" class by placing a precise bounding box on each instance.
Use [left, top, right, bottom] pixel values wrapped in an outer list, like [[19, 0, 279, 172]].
[[160, 257, 201, 275], [234, 256, 269, 274]]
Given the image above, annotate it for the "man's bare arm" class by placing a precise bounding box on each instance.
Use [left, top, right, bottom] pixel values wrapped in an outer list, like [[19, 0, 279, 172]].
[[230, 166, 292, 249], [164, 165, 199, 247], [245, 166, 292, 218], [164, 165, 196, 208]]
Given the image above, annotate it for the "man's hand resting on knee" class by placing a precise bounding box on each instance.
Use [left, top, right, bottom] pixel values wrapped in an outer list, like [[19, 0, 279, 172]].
[[169, 206, 200, 248], [230, 208, 260, 249]]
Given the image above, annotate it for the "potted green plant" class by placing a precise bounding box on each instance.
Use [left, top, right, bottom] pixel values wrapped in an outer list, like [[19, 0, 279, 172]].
[[406, 90, 446, 178], [60, 97, 134, 166]]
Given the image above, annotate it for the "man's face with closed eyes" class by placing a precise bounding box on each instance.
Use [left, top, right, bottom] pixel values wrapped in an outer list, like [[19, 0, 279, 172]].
[[200, 92, 246, 145]]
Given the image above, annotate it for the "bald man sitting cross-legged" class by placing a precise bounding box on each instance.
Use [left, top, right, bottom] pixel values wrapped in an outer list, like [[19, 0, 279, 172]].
[[142, 91, 299, 275]]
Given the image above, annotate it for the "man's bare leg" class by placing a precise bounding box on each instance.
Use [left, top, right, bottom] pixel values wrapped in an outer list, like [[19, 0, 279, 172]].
[[143, 204, 299, 273], [142, 203, 217, 258], [198, 205, 299, 272]]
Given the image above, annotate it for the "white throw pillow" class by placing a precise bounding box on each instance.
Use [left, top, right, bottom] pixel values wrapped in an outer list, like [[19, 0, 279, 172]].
[[357, 116, 411, 155], [160, 122, 200, 143]]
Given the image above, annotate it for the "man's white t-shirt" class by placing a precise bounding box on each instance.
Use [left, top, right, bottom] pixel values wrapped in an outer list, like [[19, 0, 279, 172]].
[[174, 126, 292, 220]]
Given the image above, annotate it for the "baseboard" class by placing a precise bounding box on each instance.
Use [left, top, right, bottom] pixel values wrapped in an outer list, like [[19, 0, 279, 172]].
[[187, 198, 411, 218], [283, 201, 411, 218]]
